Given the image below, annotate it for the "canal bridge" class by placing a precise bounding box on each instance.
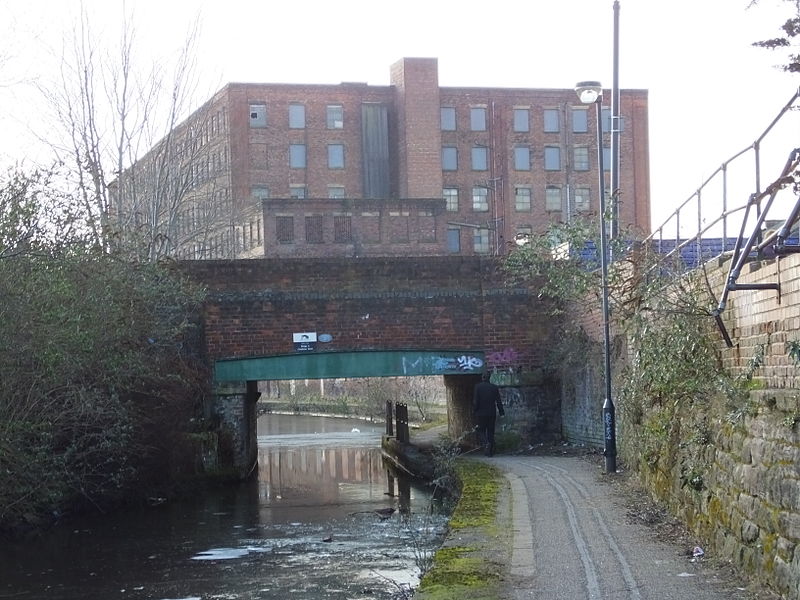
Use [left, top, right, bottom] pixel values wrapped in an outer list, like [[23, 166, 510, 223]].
[[181, 256, 561, 472]]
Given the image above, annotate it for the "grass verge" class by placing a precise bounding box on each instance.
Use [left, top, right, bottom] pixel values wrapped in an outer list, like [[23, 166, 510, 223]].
[[414, 459, 511, 599]]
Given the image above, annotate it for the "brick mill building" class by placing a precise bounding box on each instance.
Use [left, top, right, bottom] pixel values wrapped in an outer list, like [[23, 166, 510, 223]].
[[119, 57, 649, 259]]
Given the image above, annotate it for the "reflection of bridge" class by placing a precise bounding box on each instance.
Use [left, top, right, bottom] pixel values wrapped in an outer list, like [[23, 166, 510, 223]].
[[256, 440, 413, 514], [258, 444, 387, 504]]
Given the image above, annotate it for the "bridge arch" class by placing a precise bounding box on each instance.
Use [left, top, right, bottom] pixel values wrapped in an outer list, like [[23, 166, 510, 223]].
[[181, 257, 561, 475], [212, 349, 487, 475]]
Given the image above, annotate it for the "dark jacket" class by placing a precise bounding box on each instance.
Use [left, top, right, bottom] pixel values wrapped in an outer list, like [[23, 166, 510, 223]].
[[473, 381, 504, 417]]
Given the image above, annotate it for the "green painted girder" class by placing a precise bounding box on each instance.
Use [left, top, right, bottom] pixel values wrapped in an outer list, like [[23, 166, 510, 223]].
[[214, 349, 486, 381]]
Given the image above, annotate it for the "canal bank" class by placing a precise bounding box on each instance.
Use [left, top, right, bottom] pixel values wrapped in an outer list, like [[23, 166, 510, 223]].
[[384, 428, 778, 600], [382, 424, 513, 599]]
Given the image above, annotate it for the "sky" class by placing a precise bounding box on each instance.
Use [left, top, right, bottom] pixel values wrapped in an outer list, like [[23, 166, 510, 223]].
[[1, 0, 798, 232]]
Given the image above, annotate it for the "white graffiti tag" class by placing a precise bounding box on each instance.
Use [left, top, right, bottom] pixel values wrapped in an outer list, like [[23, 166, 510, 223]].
[[457, 355, 484, 371]]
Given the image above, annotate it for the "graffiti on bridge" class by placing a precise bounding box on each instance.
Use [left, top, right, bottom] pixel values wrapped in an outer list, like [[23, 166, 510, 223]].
[[400, 353, 484, 375], [486, 347, 522, 367]]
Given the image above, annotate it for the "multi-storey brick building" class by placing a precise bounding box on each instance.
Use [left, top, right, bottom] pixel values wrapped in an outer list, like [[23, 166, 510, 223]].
[[122, 57, 649, 259]]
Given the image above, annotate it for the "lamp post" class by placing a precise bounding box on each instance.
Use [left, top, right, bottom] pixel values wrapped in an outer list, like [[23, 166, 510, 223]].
[[575, 81, 617, 474]]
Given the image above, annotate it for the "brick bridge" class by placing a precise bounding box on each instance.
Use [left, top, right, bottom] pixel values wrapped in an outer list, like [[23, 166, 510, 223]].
[[181, 256, 563, 472]]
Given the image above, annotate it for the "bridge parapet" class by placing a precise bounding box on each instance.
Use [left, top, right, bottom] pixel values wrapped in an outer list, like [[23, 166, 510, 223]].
[[181, 256, 558, 376]]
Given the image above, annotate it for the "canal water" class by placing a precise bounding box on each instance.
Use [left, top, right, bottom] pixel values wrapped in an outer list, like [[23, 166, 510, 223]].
[[0, 414, 449, 599]]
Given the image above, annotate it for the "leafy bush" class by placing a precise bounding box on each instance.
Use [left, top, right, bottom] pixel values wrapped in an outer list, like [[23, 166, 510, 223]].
[[0, 201, 208, 531]]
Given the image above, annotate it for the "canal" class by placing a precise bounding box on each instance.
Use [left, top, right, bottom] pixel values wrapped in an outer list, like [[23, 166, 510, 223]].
[[0, 414, 449, 599]]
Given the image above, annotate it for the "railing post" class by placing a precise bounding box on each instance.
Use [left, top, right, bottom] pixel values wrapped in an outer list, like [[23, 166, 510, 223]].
[[385, 400, 394, 436], [722, 163, 728, 251], [397, 403, 409, 443]]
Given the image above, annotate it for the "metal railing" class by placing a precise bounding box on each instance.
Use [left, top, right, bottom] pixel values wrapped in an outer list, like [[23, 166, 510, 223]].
[[644, 87, 800, 272], [642, 87, 800, 346]]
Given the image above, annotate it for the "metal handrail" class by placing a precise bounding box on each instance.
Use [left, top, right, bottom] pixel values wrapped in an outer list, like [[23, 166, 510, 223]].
[[644, 87, 800, 271], [640, 87, 800, 348]]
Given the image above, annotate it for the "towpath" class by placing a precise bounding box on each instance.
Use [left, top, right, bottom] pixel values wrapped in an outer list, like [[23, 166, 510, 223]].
[[489, 454, 769, 600]]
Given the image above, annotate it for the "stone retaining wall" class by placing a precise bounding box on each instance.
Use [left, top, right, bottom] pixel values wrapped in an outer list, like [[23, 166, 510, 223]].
[[629, 254, 800, 599]]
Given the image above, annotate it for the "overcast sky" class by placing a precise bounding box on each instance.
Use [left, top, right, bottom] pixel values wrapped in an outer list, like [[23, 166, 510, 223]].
[[1, 0, 798, 231]]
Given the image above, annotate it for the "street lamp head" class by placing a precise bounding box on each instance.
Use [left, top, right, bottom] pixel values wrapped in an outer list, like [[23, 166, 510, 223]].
[[575, 81, 603, 104]]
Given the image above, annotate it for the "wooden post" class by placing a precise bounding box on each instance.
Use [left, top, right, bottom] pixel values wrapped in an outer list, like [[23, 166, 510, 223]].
[[386, 400, 394, 436], [397, 402, 409, 443]]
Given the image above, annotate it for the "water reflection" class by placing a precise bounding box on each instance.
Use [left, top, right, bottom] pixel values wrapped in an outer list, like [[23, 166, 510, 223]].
[[0, 415, 446, 600]]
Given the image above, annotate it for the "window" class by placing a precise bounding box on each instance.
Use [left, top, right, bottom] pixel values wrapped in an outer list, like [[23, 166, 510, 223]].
[[470, 107, 486, 131], [545, 186, 562, 211], [334, 215, 352, 242], [515, 225, 533, 245], [289, 144, 306, 168], [327, 105, 343, 129], [472, 186, 489, 212], [543, 109, 560, 133], [419, 209, 436, 242], [328, 185, 345, 198], [443, 187, 459, 212], [290, 185, 306, 199], [441, 107, 456, 131], [361, 212, 381, 243], [603, 146, 611, 171], [513, 108, 529, 132], [389, 210, 410, 243], [305, 215, 323, 243], [328, 144, 345, 169], [574, 147, 590, 171], [473, 228, 490, 254], [514, 146, 530, 171], [276, 216, 294, 243], [572, 108, 589, 133], [251, 185, 269, 201], [447, 228, 461, 253], [471, 146, 488, 171], [515, 187, 531, 211], [249, 103, 266, 128], [544, 146, 561, 171], [289, 104, 305, 129], [574, 187, 591, 212], [442, 146, 458, 171], [602, 108, 611, 133]]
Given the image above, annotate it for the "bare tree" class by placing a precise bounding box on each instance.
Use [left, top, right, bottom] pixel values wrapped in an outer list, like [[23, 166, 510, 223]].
[[39, 5, 232, 261]]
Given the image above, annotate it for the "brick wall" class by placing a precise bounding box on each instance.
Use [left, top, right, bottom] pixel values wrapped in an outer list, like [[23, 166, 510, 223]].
[[181, 256, 557, 373], [390, 58, 443, 199], [260, 196, 448, 257]]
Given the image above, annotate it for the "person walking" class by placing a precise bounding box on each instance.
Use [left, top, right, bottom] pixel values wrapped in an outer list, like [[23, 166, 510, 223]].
[[473, 371, 504, 456]]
